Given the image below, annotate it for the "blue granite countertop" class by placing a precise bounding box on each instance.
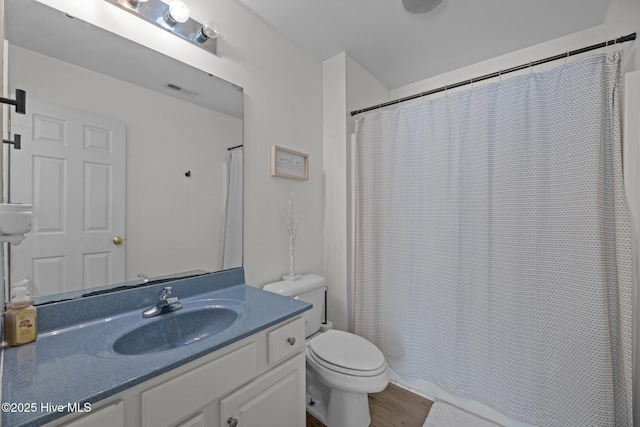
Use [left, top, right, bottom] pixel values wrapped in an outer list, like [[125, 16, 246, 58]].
[[1, 269, 311, 427]]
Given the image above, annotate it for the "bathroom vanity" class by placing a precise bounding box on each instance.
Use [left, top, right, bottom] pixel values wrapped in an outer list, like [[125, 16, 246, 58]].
[[0, 269, 310, 427], [51, 317, 305, 427]]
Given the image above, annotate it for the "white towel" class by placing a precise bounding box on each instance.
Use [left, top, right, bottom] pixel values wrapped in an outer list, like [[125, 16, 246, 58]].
[[424, 401, 502, 427]]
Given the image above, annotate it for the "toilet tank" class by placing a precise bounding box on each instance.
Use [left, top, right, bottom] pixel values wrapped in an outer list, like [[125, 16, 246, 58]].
[[263, 274, 327, 338]]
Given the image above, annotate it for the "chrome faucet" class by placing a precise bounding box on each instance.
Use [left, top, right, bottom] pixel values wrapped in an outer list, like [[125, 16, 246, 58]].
[[142, 286, 182, 318], [137, 273, 150, 284]]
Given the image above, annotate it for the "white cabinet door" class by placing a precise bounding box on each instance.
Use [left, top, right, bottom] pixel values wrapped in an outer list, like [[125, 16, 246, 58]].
[[220, 354, 305, 427], [176, 413, 205, 427], [141, 343, 257, 427], [62, 401, 123, 427]]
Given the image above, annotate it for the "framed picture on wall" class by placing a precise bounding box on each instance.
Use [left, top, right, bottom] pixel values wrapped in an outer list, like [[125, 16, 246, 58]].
[[270, 146, 309, 180]]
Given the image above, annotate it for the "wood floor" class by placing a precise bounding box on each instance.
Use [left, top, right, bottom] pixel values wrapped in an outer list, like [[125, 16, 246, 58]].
[[306, 383, 433, 427]]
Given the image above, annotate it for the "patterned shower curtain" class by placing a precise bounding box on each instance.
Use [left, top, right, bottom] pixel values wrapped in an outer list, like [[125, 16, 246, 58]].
[[354, 53, 632, 427]]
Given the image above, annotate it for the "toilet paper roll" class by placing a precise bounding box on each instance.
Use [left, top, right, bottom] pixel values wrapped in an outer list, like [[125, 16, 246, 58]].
[[319, 321, 333, 333]]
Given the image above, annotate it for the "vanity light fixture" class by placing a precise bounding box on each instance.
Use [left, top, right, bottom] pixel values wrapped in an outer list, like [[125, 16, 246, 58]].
[[105, 0, 218, 55]]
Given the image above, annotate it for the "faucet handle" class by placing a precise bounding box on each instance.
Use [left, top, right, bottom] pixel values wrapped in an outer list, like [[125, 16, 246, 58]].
[[160, 286, 173, 299]]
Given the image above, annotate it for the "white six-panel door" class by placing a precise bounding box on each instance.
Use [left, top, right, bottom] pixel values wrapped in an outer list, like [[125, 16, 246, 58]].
[[9, 97, 125, 297]]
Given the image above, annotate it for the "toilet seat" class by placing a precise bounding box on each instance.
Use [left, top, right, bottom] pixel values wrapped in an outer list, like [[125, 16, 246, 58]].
[[308, 330, 387, 377]]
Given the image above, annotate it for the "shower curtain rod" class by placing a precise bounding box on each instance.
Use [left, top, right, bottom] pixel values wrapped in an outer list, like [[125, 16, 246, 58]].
[[350, 32, 636, 116], [227, 144, 243, 150]]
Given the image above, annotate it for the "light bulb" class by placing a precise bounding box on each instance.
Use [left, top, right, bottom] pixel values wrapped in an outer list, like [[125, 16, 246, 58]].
[[194, 25, 219, 43], [164, 1, 189, 26]]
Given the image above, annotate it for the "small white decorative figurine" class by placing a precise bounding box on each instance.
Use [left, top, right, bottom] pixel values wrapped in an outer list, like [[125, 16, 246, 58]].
[[280, 191, 302, 280]]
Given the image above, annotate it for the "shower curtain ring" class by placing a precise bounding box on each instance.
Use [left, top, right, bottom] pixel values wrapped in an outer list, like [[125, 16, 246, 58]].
[[498, 69, 502, 83], [471, 77, 474, 90], [528, 61, 532, 74], [445, 85, 448, 97], [564, 51, 569, 65]]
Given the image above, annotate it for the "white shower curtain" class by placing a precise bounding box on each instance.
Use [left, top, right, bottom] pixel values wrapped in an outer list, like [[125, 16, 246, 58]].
[[354, 53, 632, 427], [223, 147, 243, 270]]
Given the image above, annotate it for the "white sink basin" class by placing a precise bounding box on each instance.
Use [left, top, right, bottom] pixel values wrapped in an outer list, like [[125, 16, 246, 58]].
[[0, 203, 33, 235]]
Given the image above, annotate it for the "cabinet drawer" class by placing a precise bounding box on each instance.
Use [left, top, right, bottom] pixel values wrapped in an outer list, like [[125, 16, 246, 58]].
[[267, 317, 305, 364], [142, 343, 256, 427]]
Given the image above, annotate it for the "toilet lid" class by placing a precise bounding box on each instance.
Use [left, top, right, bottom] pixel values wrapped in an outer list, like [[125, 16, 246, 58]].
[[308, 330, 386, 372]]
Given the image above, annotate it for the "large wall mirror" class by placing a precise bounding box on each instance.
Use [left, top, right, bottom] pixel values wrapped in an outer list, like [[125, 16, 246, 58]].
[[2, 0, 244, 304]]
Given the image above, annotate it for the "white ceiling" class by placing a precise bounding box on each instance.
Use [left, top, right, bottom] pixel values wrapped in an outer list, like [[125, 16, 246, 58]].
[[236, 0, 611, 89]]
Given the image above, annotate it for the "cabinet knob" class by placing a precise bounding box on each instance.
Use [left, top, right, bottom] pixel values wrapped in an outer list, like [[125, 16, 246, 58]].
[[287, 337, 296, 346], [228, 417, 238, 427]]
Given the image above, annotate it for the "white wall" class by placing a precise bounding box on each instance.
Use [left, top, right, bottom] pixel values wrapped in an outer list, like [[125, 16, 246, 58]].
[[34, 0, 324, 287], [604, 0, 640, 75], [391, 1, 639, 101], [604, 0, 640, 424], [323, 53, 387, 331], [322, 54, 348, 331], [389, 26, 606, 100]]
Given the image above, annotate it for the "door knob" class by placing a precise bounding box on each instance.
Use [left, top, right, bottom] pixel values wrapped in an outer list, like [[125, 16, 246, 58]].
[[113, 236, 123, 245]]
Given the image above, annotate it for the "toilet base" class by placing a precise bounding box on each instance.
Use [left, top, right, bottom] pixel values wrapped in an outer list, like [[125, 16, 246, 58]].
[[306, 364, 374, 427], [327, 389, 371, 427], [306, 364, 330, 423], [306, 389, 373, 427]]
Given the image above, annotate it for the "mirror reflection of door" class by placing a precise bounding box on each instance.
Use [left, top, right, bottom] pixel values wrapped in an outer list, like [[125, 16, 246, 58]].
[[9, 98, 125, 296]]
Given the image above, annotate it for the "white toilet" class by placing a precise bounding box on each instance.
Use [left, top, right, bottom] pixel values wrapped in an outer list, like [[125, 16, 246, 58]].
[[263, 274, 389, 427]]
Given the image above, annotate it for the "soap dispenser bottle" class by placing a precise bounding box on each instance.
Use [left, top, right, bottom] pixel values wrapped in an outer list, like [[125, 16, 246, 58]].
[[5, 280, 37, 346]]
